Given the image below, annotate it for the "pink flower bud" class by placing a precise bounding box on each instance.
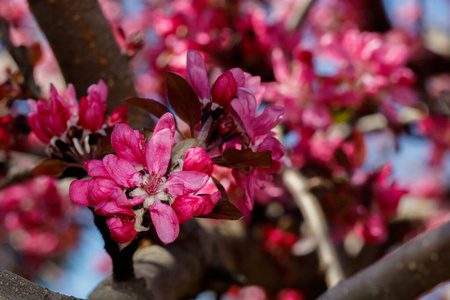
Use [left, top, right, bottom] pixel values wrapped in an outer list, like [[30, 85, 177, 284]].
[[211, 71, 237, 107], [79, 96, 105, 132], [106, 215, 137, 244], [79, 80, 108, 132], [108, 105, 129, 126], [182, 146, 213, 176]]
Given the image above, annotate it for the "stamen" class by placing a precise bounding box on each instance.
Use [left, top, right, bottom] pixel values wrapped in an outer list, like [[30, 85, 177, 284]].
[[72, 137, 85, 156]]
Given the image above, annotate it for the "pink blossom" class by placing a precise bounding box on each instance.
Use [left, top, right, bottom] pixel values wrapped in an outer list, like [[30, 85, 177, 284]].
[[0, 176, 79, 258], [354, 213, 388, 244], [70, 113, 218, 244]]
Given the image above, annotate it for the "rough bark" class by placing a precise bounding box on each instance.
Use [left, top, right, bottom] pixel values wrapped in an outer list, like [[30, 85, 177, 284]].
[[27, 0, 147, 128], [89, 219, 240, 300], [0, 268, 82, 300], [317, 221, 450, 300]]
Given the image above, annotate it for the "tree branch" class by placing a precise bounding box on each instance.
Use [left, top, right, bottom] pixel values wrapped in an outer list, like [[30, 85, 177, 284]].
[[0, 17, 41, 99], [283, 169, 345, 288], [317, 221, 450, 300], [284, 0, 316, 31], [0, 268, 83, 300], [27, 0, 148, 128], [89, 219, 239, 300]]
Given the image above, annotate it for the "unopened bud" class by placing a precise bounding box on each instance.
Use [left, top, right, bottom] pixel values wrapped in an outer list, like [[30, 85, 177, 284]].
[[211, 71, 237, 108], [183, 146, 214, 176]]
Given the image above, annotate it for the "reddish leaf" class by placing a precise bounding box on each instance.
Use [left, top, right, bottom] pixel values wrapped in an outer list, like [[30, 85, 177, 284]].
[[198, 198, 243, 220], [167, 72, 201, 136], [123, 97, 169, 119], [353, 129, 366, 168], [28, 43, 42, 66], [213, 149, 272, 169], [30, 159, 85, 176], [198, 177, 243, 220], [334, 148, 352, 174]]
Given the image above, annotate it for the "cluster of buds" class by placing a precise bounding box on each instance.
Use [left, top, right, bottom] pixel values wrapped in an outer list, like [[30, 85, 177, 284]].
[[185, 50, 286, 210], [27, 80, 128, 162]]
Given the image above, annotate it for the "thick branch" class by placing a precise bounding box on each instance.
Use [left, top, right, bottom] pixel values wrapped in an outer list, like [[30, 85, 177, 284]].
[[27, 0, 147, 128], [317, 221, 450, 300], [89, 219, 238, 300], [283, 169, 345, 288], [0, 268, 82, 300]]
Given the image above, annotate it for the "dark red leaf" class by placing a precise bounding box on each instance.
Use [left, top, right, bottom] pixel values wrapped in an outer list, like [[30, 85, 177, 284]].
[[167, 72, 201, 135], [122, 97, 170, 119], [214, 148, 272, 169], [353, 129, 366, 168], [30, 159, 85, 176], [334, 148, 352, 174], [198, 198, 243, 220]]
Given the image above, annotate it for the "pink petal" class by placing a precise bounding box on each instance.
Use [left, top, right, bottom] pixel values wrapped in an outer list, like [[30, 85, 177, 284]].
[[252, 105, 284, 136], [258, 137, 285, 161], [84, 159, 111, 178], [186, 49, 211, 101], [108, 105, 128, 125], [27, 109, 51, 143], [153, 112, 175, 136], [79, 96, 104, 132], [172, 191, 220, 223], [230, 88, 257, 142], [182, 146, 213, 176], [111, 187, 144, 207], [229, 68, 246, 87], [211, 71, 237, 107], [94, 200, 134, 216], [233, 169, 255, 210], [69, 180, 90, 206], [87, 79, 108, 109], [103, 154, 142, 188], [149, 200, 179, 244], [164, 171, 209, 196], [49, 85, 70, 135], [145, 128, 174, 176], [65, 84, 79, 116], [111, 123, 145, 166], [88, 177, 118, 204], [107, 216, 137, 244]]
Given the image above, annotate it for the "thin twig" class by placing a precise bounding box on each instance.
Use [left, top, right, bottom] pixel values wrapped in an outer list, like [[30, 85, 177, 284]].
[[283, 169, 345, 287], [0, 17, 41, 99], [285, 0, 316, 31]]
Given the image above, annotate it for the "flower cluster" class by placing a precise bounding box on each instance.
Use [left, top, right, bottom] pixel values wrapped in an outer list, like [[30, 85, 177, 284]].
[[70, 113, 220, 244], [27, 81, 128, 162], [0, 176, 79, 262], [185, 50, 286, 210]]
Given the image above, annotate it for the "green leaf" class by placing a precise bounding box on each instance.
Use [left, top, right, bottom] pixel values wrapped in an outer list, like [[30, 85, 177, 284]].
[[122, 97, 170, 119], [30, 159, 85, 176], [214, 148, 272, 169], [167, 72, 201, 136], [170, 138, 206, 166]]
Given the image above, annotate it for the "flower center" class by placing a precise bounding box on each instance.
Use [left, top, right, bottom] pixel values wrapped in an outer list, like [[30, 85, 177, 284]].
[[142, 172, 165, 196]]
